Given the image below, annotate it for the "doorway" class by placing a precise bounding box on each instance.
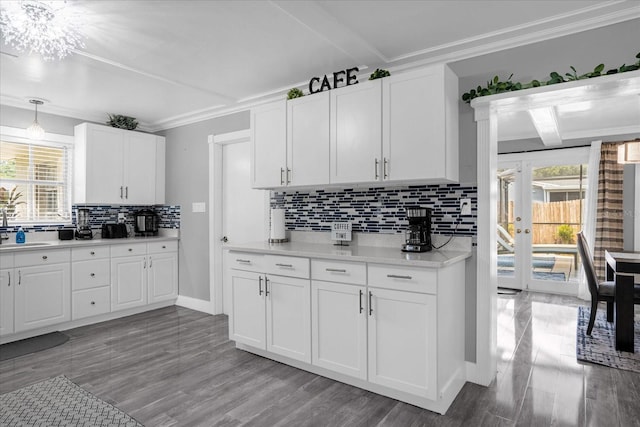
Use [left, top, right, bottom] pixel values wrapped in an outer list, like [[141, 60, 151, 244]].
[[497, 148, 589, 295]]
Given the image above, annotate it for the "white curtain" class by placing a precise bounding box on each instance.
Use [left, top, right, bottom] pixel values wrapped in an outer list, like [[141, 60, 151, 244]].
[[578, 140, 602, 300]]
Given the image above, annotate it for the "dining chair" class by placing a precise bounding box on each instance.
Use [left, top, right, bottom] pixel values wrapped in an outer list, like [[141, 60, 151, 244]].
[[577, 231, 640, 335]]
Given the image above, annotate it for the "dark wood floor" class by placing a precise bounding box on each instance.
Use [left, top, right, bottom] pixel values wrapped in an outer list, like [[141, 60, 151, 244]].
[[1, 292, 639, 426]]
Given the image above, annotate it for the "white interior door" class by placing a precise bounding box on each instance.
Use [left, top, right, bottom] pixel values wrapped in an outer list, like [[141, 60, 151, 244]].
[[222, 141, 267, 313]]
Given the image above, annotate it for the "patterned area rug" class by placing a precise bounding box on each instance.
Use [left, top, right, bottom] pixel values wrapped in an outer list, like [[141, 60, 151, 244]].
[[0, 376, 143, 426], [576, 306, 640, 373]]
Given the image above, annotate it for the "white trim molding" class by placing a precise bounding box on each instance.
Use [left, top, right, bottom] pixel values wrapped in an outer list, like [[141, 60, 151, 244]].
[[175, 295, 215, 315]]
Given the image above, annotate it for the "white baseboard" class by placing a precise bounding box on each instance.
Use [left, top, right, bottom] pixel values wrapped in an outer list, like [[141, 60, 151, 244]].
[[175, 295, 215, 314], [465, 361, 495, 386]]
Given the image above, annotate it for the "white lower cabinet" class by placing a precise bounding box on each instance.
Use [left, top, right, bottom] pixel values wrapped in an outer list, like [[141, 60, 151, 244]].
[[111, 255, 147, 311], [147, 243, 178, 303], [14, 263, 71, 332], [367, 287, 437, 400], [0, 268, 14, 336], [311, 280, 367, 379], [229, 253, 311, 363]]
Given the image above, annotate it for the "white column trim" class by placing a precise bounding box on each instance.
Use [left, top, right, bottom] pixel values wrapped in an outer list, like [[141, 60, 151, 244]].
[[209, 129, 251, 315], [473, 104, 498, 386], [636, 165, 640, 250]]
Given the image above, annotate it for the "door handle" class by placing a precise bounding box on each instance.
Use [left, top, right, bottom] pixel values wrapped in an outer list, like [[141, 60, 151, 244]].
[[368, 291, 373, 316], [516, 216, 521, 222], [359, 289, 363, 314], [258, 276, 263, 296], [524, 229, 530, 234], [374, 158, 379, 180], [275, 263, 293, 268], [265, 276, 270, 296], [18, 270, 21, 285], [516, 229, 522, 234], [7, 271, 10, 287], [280, 168, 285, 185], [383, 158, 389, 179], [286, 168, 291, 185], [125, 186, 128, 199], [221, 236, 228, 243]]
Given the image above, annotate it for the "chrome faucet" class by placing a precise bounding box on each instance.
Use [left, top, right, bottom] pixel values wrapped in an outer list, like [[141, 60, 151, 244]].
[[0, 208, 9, 243]]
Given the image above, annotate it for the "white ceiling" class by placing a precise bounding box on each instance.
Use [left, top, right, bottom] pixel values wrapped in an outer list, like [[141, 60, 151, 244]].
[[1, 0, 639, 132]]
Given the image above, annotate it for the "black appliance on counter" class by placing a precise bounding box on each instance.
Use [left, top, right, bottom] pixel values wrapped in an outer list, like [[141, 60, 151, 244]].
[[75, 208, 93, 240], [401, 207, 432, 253], [102, 223, 128, 238], [134, 209, 159, 236]]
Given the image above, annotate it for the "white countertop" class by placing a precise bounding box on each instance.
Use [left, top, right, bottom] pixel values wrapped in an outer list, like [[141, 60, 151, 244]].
[[0, 235, 179, 253], [225, 241, 471, 268]]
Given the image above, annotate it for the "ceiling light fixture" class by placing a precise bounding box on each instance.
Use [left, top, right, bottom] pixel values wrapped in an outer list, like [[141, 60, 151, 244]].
[[617, 140, 640, 164], [0, 0, 85, 61], [26, 99, 45, 140]]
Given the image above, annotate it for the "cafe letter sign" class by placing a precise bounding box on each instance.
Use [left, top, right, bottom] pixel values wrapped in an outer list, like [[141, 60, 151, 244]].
[[309, 67, 359, 94]]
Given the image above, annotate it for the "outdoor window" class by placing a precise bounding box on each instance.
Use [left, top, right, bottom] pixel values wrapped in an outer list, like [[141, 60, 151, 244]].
[[0, 135, 72, 224]]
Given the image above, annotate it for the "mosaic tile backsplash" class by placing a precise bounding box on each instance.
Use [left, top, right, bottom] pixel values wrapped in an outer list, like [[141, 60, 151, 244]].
[[1, 205, 180, 232], [271, 184, 477, 236]]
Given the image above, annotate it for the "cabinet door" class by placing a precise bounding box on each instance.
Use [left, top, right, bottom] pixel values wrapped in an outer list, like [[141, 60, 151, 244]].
[[111, 255, 147, 311], [265, 275, 311, 363], [229, 270, 266, 349], [148, 252, 178, 303], [382, 67, 446, 181], [311, 280, 366, 379], [81, 124, 124, 204], [368, 287, 437, 400], [251, 101, 287, 188], [124, 131, 157, 205], [330, 80, 382, 184], [14, 264, 71, 332], [0, 269, 14, 336], [287, 92, 330, 186]]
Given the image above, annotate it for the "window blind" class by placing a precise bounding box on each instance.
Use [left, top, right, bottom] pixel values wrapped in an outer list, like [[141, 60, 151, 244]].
[[0, 139, 72, 223]]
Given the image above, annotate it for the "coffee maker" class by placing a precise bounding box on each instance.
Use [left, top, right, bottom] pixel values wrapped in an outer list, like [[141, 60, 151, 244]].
[[75, 208, 93, 240], [402, 207, 432, 252]]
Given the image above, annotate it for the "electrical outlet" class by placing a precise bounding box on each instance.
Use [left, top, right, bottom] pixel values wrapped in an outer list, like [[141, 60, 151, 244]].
[[460, 198, 471, 216], [117, 212, 126, 223]]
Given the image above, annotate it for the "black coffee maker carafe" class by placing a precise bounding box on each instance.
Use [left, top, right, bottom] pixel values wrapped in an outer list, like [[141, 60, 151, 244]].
[[402, 207, 432, 252]]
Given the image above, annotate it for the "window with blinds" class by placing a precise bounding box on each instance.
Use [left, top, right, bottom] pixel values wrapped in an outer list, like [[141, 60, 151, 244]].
[[0, 138, 72, 224]]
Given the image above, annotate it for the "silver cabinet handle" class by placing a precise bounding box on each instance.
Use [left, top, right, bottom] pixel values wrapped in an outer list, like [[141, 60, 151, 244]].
[[18, 270, 21, 285], [149, 258, 153, 268], [374, 158, 379, 180], [265, 276, 270, 296], [144, 258, 147, 269], [7, 271, 10, 287], [91, 301, 95, 305], [286, 168, 291, 185], [128, 248, 133, 252], [275, 263, 293, 268], [326, 268, 347, 273], [120, 186, 123, 199], [162, 245, 166, 249], [383, 158, 389, 179], [369, 291, 373, 316], [90, 251, 95, 255], [125, 186, 128, 199], [359, 289, 363, 314], [258, 275, 263, 296], [90, 273, 95, 277], [280, 168, 285, 185], [236, 259, 251, 264], [387, 274, 412, 280]]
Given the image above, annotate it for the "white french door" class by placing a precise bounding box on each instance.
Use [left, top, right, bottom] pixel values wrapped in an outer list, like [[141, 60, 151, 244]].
[[498, 148, 589, 295]]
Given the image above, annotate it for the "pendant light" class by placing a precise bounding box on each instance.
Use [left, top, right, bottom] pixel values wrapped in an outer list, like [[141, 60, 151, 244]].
[[26, 99, 45, 140]]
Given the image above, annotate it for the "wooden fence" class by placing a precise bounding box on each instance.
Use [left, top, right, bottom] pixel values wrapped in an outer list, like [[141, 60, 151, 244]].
[[505, 199, 582, 244]]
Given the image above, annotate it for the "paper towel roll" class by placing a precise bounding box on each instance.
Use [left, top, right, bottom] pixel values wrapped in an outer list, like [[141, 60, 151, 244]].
[[270, 208, 286, 240]]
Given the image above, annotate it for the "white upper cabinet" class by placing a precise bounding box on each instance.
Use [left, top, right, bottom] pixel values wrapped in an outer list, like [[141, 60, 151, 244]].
[[287, 91, 330, 186], [382, 64, 459, 183], [330, 79, 382, 184], [74, 123, 165, 205], [251, 101, 287, 188]]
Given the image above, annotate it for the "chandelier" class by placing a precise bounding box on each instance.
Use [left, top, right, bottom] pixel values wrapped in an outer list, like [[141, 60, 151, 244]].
[[0, 0, 85, 61]]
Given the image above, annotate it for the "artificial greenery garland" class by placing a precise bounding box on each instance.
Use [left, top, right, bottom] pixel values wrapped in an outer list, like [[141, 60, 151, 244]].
[[106, 114, 138, 130], [462, 52, 640, 103]]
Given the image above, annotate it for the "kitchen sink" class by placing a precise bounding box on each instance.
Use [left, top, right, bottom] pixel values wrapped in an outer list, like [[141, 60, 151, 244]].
[[0, 242, 54, 249]]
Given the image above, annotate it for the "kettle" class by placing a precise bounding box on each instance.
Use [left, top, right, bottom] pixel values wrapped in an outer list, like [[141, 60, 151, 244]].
[[134, 209, 159, 236]]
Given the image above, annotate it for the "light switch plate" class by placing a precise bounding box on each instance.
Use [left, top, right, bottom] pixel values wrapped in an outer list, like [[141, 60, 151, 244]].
[[192, 202, 206, 213], [460, 199, 472, 216]]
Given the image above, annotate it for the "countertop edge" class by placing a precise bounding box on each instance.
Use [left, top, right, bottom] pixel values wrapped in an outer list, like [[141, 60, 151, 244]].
[[224, 243, 472, 268], [0, 236, 179, 253]]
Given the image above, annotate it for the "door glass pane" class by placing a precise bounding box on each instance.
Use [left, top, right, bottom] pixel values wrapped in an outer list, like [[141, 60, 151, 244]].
[[529, 164, 586, 284], [497, 168, 516, 280]]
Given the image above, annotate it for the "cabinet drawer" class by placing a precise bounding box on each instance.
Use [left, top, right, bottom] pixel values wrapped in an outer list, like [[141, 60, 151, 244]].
[[228, 251, 264, 272], [311, 259, 366, 285], [367, 264, 437, 294], [72, 259, 110, 290], [72, 286, 110, 320], [265, 255, 309, 279], [111, 243, 147, 257], [71, 246, 110, 261], [15, 249, 70, 267], [0, 252, 14, 269], [148, 240, 178, 254]]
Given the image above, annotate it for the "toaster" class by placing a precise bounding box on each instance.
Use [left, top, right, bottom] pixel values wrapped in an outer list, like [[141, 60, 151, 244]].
[[101, 223, 128, 238]]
